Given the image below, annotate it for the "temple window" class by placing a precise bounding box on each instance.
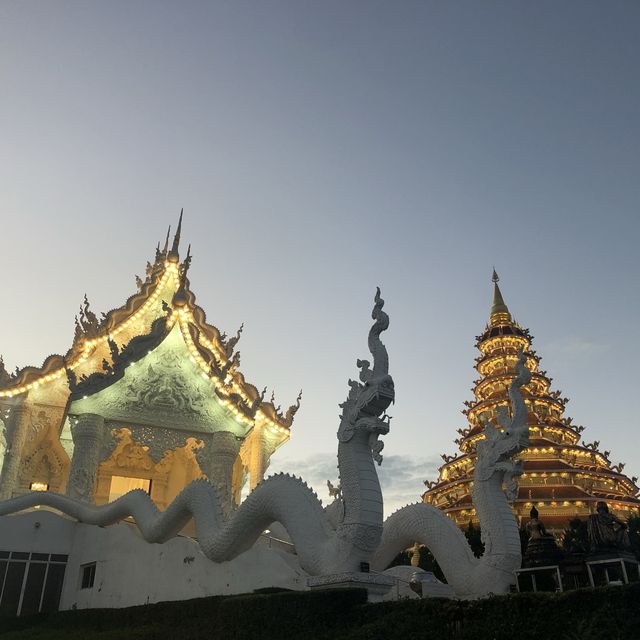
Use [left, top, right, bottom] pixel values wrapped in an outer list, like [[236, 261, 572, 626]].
[[80, 562, 96, 590], [108, 476, 151, 502], [0, 552, 68, 615]]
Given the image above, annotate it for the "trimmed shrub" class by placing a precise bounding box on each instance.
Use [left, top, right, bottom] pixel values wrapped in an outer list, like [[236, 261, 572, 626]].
[[1, 583, 639, 640]]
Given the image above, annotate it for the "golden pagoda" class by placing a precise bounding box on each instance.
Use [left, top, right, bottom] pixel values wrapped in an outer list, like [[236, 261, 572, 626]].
[[0, 212, 300, 513], [423, 271, 640, 532]]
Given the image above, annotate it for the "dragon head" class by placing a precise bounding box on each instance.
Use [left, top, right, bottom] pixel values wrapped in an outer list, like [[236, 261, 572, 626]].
[[474, 351, 531, 497], [337, 288, 394, 464]]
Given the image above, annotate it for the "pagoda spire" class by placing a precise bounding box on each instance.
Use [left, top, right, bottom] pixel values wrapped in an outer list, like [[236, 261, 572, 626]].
[[167, 209, 183, 262], [423, 276, 640, 532], [490, 269, 512, 326]]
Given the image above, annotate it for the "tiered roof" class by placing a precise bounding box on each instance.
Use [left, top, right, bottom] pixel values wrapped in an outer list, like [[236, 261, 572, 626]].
[[0, 212, 299, 438], [423, 271, 640, 531]]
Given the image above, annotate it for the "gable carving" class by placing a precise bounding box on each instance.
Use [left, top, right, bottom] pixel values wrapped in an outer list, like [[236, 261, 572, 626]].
[[70, 325, 245, 435]]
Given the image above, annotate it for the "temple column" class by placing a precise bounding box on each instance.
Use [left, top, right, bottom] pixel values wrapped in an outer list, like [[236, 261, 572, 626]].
[[150, 474, 169, 510], [0, 403, 31, 500], [66, 413, 104, 502], [249, 424, 270, 491], [203, 431, 241, 516]]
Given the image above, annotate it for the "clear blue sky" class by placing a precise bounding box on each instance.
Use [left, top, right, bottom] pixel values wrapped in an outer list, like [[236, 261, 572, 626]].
[[1, 2, 639, 512]]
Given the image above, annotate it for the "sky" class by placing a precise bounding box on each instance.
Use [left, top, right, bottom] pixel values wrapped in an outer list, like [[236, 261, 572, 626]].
[[1, 2, 639, 514]]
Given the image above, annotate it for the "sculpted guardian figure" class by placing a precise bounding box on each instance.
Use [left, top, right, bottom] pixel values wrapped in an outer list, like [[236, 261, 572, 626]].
[[523, 506, 563, 566], [372, 351, 532, 597], [587, 501, 632, 553], [0, 292, 535, 598]]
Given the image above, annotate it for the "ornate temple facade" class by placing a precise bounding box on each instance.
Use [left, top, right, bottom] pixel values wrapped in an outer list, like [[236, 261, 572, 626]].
[[0, 213, 299, 514], [423, 272, 640, 532]]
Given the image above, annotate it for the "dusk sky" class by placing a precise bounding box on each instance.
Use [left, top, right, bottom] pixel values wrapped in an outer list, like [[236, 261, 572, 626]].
[[2, 2, 639, 513]]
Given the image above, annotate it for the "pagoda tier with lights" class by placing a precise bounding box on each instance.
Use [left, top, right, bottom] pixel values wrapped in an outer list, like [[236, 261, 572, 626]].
[[423, 273, 640, 532], [0, 212, 300, 514]]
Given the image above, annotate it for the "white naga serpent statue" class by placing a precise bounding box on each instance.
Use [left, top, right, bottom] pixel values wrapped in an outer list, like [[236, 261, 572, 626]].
[[0, 288, 395, 577], [0, 291, 530, 597], [372, 350, 531, 597]]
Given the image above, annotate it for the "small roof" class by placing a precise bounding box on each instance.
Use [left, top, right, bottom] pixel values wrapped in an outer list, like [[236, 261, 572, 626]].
[[523, 459, 574, 471], [517, 486, 589, 500]]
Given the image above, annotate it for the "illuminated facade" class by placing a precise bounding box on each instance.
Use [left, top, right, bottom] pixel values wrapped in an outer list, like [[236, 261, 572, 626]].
[[423, 272, 640, 531], [0, 213, 299, 513]]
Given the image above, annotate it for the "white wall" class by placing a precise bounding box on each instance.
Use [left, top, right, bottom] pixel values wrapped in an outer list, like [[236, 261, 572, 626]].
[[0, 510, 308, 610], [0, 420, 6, 479]]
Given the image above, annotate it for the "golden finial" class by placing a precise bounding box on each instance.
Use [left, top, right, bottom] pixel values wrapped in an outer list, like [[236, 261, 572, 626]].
[[182, 243, 192, 278], [172, 243, 191, 307], [490, 268, 511, 326]]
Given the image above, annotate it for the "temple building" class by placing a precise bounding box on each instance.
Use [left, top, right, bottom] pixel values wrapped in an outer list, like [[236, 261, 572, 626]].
[[0, 213, 300, 514], [423, 272, 640, 532]]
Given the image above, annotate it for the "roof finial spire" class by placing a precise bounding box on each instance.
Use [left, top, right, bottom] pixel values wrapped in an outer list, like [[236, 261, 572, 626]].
[[162, 225, 171, 257], [182, 243, 192, 280], [172, 243, 191, 307], [168, 209, 183, 262], [490, 268, 511, 326]]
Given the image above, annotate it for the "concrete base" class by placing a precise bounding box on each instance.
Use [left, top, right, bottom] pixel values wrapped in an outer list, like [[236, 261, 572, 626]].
[[380, 566, 455, 600], [586, 551, 638, 563], [307, 572, 395, 602], [585, 554, 639, 587], [409, 569, 456, 598], [0, 510, 307, 612]]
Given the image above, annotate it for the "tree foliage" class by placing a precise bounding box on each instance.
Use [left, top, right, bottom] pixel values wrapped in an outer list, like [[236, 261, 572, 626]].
[[388, 521, 486, 581], [562, 517, 589, 554], [464, 521, 485, 558], [4, 582, 640, 640], [627, 515, 640, 559]]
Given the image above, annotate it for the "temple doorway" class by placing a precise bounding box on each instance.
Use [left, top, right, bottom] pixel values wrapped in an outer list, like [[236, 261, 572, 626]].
[[94, 429, 204, 510]]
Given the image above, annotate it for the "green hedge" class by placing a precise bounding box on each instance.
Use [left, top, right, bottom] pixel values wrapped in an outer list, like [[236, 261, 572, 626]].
[[2, 583, 639, 640]]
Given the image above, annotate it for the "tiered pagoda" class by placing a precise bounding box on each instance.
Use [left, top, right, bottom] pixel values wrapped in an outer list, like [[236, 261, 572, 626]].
[[423, 272, 640, 532], [0, 212, 299, 514]]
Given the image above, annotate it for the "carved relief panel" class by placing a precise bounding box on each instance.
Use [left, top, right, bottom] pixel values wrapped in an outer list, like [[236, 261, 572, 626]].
[[70, 325, 250, 437]]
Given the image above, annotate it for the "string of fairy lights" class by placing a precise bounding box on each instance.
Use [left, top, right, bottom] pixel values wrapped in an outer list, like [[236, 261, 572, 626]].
[[424, 312, 640, 519], [0, 262, 179, 399], [0, 259, 291, 438]]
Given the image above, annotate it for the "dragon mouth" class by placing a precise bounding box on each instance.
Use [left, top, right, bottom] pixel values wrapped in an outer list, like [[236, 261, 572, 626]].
[[375, 420, 390, 436], [361, 377, 395, 417]]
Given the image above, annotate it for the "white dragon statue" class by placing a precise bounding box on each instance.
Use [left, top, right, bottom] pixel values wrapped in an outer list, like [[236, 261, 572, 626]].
[[0, 290, 531, 597], [0, 288, 395, 577], [372, 350, 532, 597]]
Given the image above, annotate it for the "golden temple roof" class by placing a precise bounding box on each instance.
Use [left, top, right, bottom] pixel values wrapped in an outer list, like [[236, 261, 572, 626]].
[[0, 213, 299, 435], [424, 273, 640, 529]]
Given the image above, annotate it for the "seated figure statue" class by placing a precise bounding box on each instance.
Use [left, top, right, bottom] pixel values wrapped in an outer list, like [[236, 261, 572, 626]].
[[524, 506, 563, 566], [587, 501, 631, 554]]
